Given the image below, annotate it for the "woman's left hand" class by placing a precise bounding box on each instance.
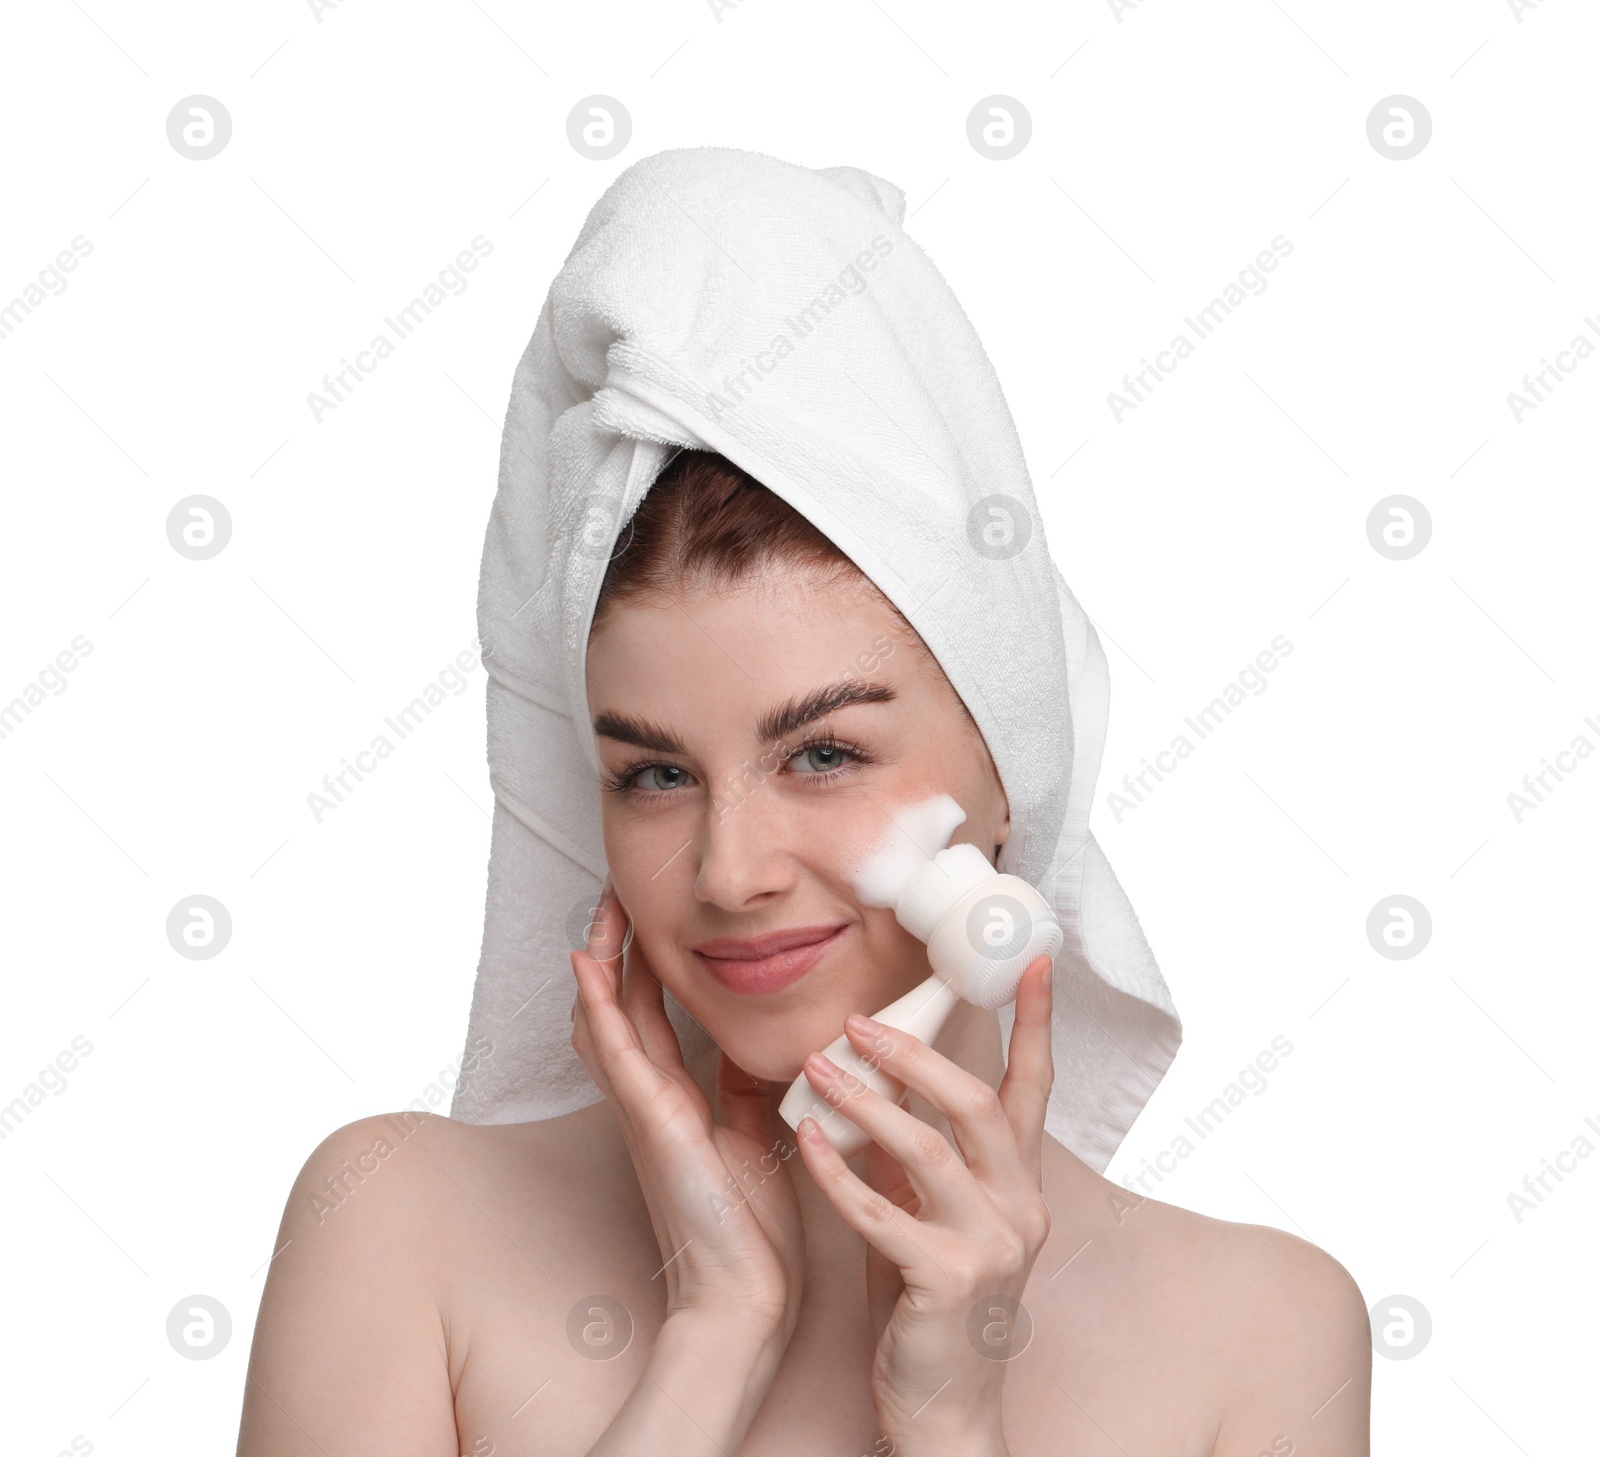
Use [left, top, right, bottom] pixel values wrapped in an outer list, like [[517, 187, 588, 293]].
[[794, 954, 1056, 1457]]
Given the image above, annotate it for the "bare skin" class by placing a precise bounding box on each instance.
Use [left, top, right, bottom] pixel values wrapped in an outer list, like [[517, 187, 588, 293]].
[[237, 565, 1372, 1456]]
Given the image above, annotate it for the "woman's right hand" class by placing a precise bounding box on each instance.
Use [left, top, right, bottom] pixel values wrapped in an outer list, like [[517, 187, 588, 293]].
[[570, 879, 807, 1348]]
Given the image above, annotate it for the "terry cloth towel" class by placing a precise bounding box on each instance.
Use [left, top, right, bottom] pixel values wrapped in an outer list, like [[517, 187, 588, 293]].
[[449, 145, 1182, 1175]]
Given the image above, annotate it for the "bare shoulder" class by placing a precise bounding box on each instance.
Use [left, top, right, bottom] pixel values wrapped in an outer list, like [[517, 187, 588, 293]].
[[277, 1103, 637, 1288], [1127, 1192, 1373, 1457], [239, 1108, 605, 1456], [292, 1098, 630, 1220], [237, 1111, 462, 1455]]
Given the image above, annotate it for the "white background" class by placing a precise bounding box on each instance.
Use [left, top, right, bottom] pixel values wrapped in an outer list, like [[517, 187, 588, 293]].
[[1, 0, 1595, 1452]]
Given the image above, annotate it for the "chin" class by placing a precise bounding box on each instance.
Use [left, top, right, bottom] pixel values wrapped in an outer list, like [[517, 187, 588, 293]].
[[699, 996, 869, 1086], [751, 1055, 810, 1085], [702, 1030, 813, 1085]]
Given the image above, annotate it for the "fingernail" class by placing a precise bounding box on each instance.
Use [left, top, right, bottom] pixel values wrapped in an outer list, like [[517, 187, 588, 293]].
[[845, 1012, 884, 1037], [808, 1051, 843, 1079]]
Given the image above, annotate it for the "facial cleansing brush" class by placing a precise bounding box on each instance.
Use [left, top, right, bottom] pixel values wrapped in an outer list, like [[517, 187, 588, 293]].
[[777, 840, 1063, 1157]]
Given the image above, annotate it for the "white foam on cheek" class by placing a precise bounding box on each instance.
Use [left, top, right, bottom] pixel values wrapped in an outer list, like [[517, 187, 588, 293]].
[[846, 793, 969, 908]]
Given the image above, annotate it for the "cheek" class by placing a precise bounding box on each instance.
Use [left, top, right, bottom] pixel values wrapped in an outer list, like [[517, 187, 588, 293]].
[[599, 801, 682, 870], [829, 787, 974, 903]]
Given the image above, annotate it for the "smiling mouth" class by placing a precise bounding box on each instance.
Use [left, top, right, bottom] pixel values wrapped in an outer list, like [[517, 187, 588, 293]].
[[692, 925, 849, 995]]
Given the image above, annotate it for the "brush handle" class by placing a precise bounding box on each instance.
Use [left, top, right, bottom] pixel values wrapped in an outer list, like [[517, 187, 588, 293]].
[[777, 973, 961, 1157]]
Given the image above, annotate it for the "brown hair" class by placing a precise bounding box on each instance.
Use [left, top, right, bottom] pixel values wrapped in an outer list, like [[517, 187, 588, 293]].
[[590, 448, 985, 761], [594, 449, 879, 628]]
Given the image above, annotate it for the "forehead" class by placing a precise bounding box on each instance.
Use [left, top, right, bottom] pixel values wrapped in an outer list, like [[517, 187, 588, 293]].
[[592, 568, 901, 671], [585, 573, 924, 734]]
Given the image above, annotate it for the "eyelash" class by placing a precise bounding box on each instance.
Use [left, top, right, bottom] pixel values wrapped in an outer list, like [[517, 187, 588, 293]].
[[602, 732, 874, 802]]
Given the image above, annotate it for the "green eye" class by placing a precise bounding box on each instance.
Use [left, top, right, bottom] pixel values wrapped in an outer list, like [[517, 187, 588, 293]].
[[604, 733, 872, 801]]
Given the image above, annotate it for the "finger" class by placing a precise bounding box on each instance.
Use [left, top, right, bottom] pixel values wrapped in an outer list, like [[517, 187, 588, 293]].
[[570, 948, 663, 1109], [583, 883, 674, 1062], [794, 1114, 945, 1274], [839, 1012, 1034, 1197], [571, 891, 623, 1087], [799, 1051, 987, 1225], [863, 1107, 921, 1219], [570, 951, 620, 1081], [997, 955, 1055, 1178], [585, 885, 683, 1074], [585, 883, 629, 980], [620, 920, 688, 1072], [570, 974, 619, 1114], [570, 997, 596, 1074]]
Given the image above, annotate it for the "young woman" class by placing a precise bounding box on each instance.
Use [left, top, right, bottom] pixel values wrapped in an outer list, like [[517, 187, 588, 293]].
[[237, 451, 1372, 1457]]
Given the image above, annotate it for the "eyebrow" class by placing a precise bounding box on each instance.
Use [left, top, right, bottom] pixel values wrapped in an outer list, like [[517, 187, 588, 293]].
[[593, 680, 897, 754]]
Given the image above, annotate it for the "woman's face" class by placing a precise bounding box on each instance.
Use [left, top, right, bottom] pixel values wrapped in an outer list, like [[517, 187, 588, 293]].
[[585, 562, 1011, 1081]]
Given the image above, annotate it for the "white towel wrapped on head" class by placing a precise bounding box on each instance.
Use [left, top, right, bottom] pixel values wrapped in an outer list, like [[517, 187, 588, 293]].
[[449, 144, 1182, 1174]]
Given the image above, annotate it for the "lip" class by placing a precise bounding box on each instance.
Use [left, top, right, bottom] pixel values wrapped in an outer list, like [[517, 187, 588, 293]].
[[692, 923, 849, 996]]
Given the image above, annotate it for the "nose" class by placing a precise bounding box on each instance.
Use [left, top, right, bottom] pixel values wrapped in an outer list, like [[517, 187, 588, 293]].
[[692, 766, 803, 911]]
